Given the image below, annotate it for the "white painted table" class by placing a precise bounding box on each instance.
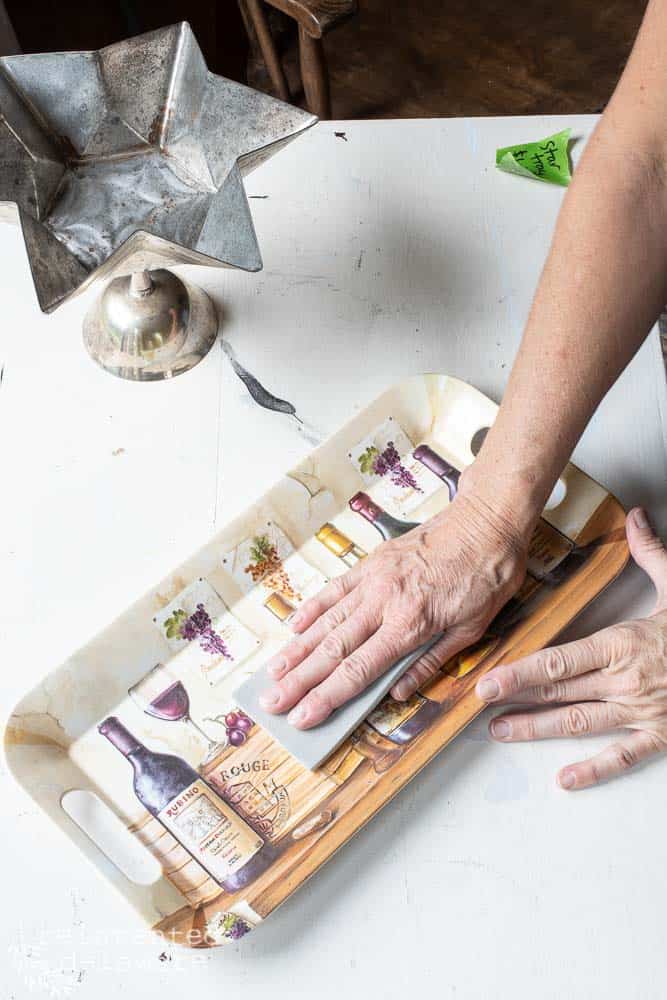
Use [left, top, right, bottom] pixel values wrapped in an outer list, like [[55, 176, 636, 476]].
[[2, 116, 666, 999]]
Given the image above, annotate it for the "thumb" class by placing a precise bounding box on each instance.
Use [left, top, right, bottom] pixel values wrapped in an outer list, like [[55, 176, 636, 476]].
[[626, 507, 667, 610]]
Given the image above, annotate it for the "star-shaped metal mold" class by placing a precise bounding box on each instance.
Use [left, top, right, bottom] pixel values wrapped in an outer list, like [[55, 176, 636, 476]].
[[0, 21, 317, 314]]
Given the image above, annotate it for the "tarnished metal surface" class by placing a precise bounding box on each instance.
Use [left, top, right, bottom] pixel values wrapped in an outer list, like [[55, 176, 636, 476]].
[[0, 22, 317, 313]]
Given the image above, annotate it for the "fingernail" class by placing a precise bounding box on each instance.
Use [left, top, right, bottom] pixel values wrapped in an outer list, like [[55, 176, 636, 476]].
[[632, 507, 651, 531], [490, 718, 511, 740], [559, 770, 576, 789], [478, 677, 500, 701], [259, 686, 281, 710], [287, 704, 307, 726], [394, 678, 417, 700], [267, 657, 287, 678], [290, 612, 304, 630]]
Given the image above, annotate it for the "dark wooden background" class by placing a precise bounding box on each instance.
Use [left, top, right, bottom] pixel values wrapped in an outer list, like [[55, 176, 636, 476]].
[[5, 1, 249, 81], [6, 0, 644, 118]]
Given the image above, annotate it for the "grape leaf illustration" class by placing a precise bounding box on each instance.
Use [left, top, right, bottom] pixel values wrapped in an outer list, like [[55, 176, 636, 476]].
[[163, 608, 188, 640], [357, 441, 422, 492], [358, 445, 380, 475], [249, 534, 275, 565], [222, 912, 251, 939]]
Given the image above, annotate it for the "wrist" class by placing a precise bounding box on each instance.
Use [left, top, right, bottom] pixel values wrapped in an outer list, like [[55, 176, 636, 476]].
[[457, 459, 542, 544]]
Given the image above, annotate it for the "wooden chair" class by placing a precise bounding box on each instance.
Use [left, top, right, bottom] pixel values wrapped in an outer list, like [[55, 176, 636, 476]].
[[0, 1, 19, 55], [240, 0, 357, 119]]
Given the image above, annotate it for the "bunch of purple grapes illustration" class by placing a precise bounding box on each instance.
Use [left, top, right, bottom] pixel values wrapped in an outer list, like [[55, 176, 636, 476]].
[[223, 710, 253, 746], [358, 441, 422, 492], [207, 912, 251, 941], [164, 603, 232, 659]]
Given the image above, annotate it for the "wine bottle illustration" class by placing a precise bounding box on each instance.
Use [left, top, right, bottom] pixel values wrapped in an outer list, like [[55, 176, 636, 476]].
[[412, 444, 459, 501], [99, 717, 277, 892], [344, 499, 442, 743], [263, 591, 297, 622], [316, 523, 367, 566], [348, 491, 419, 540]]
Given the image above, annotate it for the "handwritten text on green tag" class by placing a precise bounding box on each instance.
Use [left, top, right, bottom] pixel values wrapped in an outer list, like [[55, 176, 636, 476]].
[[496, 129, 572, 187]]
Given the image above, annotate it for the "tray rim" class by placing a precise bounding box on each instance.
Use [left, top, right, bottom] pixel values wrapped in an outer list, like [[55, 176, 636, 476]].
[[3, 371, 631, 946]]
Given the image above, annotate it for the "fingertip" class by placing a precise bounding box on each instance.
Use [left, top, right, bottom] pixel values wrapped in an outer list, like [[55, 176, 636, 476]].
[[628, 506, 651, 534], [290, 610, 309, 632], [489, 717, 511, 741], [476, 675, 501, 702], [287, 703, 308, 727], [626, 507, 660, 555], [391, 677, 417, 701], [259, 685, 283, 713], [557, 769, 576, 790]]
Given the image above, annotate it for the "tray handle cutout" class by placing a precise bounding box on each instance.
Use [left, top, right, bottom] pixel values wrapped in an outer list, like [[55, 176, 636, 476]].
[[61, 790, 162, 887]]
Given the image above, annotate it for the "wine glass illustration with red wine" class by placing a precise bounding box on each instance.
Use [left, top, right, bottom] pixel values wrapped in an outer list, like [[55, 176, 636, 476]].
[[129, 663, 226, 765]]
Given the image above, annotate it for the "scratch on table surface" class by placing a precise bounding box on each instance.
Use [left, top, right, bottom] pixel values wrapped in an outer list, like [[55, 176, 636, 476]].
[[221, 340, 301, 418], [220, 340, 324, 448], [249, 194, 269, 199], [355, 249, 364, 271]]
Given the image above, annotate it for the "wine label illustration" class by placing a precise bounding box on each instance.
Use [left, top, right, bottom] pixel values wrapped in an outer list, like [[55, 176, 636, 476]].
[[159, 780, 264, 883], [203, 724, 362, 840], [153, 578, 261, 686], [526, 519, 575, 579], [221, 521, 327, 615], [316, 522, 367, 567], [348, 417, 441, 515], [98, 718, 276, 895]]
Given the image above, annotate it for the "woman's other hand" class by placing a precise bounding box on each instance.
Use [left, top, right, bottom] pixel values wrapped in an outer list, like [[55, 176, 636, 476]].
[[477, 508, 667, 789]]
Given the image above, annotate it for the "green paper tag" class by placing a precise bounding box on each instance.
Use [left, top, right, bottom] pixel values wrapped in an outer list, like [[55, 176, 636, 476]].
[[496, 129, 572, 186]]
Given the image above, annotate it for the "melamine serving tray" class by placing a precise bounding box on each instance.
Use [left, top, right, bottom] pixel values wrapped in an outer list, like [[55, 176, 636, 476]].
[[5, 374, 629, 948]]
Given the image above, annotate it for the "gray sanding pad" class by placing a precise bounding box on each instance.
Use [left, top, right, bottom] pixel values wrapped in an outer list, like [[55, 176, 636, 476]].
[[234, 635, 441, 771]]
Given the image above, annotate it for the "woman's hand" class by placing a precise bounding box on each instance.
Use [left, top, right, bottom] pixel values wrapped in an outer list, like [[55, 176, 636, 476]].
[[476, 507, 667, 790], [260, 491, 527, 729]]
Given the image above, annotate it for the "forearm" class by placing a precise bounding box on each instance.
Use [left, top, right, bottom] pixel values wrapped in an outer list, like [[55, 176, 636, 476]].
[[463, 0, 667, 534]]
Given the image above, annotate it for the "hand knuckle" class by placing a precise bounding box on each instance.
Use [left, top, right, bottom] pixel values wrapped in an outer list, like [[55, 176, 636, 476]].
[[396, 618, 427, 646], [613, 746, 636, 772], [338, 656, 373, 690], [417, 651, 443, 676], [278, 672, 301, 699], [612, 622, 645, 660], [322, 603, 349, 630], [523, 715, 538, 740], [321, 631, 348, 662], [537, 683, 561, 703], [509, 664, 534, 694], [285, 639, 306, 665], [563, 705, 591, 736], [543, 647, 571, 682], [622, 666, 650, 698], [329, 576, 349, 602], [408, 658, 438, 685]]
